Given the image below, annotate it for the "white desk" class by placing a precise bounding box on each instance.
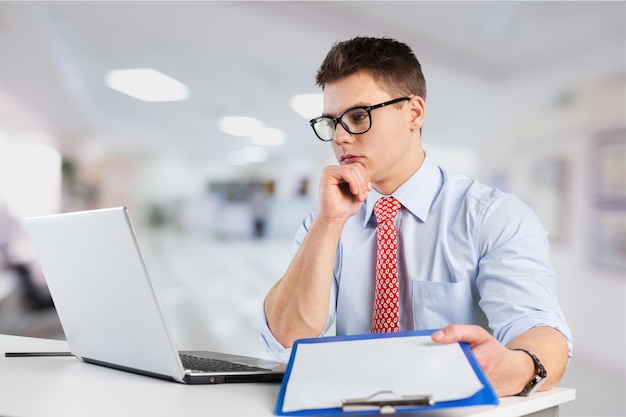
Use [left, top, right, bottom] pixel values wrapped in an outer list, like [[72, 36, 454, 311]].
[[0, 334, 575, 417]]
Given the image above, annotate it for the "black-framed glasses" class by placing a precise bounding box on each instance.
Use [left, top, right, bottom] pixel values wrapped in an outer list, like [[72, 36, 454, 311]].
[[309, 97, 410, 142]]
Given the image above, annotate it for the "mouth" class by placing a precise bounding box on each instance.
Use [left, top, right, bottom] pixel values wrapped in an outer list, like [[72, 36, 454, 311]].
[[340, 154, 362, 164]]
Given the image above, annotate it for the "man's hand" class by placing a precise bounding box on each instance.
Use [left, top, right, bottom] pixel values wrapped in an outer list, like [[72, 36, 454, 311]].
[[432, 324, 568, 397], [317, 164, 372, 224], [432, 325, 522, 396]]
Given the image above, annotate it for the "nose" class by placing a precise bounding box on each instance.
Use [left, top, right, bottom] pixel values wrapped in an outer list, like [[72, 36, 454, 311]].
[[333, 123, 353, 145]]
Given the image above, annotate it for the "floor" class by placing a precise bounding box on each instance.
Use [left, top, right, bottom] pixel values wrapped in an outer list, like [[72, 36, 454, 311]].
[[2, 227, 624, 417]]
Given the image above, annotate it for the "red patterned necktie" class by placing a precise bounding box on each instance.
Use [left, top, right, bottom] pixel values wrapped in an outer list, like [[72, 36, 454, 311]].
[[371, 196, 402, 333]]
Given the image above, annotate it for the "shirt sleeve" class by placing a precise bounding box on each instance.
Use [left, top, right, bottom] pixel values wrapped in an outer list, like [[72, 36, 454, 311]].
[[475, 193, 573, 356]]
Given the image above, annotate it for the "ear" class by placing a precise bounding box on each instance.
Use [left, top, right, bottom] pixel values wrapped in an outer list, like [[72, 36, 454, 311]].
[[409, 96, 425, 132]]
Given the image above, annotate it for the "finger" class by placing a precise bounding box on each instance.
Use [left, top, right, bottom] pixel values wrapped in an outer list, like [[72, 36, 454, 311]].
[[431, 324, 492, 347], [341, 166, 370, 199]]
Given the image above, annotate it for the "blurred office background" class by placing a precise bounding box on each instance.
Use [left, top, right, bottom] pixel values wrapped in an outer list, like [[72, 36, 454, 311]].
[[0, 2, 624, 415]]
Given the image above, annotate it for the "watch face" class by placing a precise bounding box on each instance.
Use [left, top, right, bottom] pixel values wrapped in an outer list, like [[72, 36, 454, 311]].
[[525, 373, 546, 396], [535, 375, 546, 389]]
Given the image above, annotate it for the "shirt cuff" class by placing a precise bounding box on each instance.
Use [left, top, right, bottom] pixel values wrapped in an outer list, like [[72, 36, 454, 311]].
[[258, 301, 292, 363]]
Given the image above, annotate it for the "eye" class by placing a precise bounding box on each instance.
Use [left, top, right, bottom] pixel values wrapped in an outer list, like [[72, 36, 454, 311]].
[[347, 109, 369, 124]]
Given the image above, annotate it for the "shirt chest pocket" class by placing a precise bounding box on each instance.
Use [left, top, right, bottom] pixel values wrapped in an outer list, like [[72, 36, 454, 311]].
[[411, 279, 477, 330]]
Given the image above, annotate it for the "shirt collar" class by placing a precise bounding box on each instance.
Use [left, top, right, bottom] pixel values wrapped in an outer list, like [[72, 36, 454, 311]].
[[363, 154, 442, 227]]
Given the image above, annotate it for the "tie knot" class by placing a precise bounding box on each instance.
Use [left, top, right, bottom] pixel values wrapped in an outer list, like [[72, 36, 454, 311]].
[[374, 197, 402, 223]]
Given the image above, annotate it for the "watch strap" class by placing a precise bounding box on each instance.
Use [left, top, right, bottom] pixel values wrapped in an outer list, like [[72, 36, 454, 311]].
[[510, 348, 547, 396]]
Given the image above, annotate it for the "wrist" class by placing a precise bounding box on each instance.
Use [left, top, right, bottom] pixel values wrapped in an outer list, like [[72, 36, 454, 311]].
[[311, 214, 349, 232], [509, 348, 547, 396]]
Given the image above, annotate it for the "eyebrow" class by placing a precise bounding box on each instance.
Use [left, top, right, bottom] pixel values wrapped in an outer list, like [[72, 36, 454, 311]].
[[321, 101, 371, 118]]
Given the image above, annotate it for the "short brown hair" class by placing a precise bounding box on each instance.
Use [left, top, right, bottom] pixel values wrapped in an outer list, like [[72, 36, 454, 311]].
[[315, 36, 427, 101]]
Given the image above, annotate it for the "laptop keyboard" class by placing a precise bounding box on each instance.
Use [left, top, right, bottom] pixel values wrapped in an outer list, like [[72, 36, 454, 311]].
[[180, 353, 265, 373]]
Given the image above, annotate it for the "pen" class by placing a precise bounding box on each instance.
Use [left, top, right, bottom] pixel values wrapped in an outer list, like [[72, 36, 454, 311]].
[[5, 352, 74, 357]]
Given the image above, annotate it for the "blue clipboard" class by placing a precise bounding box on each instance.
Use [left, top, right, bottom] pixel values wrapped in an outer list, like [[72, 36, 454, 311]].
[[274, 329, 499, 415]]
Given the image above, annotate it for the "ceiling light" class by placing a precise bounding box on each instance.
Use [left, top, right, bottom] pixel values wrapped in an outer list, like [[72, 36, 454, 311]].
[[104, 68, 189, 102], [290, 93, 323, 119], [249, 127, 286, 146], [218, 116, 264, 137]]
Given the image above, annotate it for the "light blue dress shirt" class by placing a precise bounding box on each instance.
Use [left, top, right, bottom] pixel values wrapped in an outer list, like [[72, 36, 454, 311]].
[[260, 156, 572, 362]]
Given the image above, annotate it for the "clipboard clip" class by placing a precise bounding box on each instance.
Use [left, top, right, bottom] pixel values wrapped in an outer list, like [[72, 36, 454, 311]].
[[341, 390, 434, 414]]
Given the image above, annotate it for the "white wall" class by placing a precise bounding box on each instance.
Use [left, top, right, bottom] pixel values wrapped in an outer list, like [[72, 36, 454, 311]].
[[0, 140, 61, 218]]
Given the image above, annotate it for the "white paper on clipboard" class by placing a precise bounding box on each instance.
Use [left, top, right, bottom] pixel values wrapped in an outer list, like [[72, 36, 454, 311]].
[[281, 335, 484, 413]]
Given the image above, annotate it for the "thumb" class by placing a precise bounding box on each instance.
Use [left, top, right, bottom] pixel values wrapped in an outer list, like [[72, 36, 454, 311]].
[[431, 324, 490, 347]]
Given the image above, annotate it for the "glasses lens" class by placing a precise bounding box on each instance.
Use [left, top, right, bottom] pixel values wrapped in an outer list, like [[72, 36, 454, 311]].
[[313, 118, 336, 141], [342, 108, 371, 135]]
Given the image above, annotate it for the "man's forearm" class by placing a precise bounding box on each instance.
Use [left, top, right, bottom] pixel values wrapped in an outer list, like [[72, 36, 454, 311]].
[[264, 217, 345, 348], [506, 326, 569, 393]]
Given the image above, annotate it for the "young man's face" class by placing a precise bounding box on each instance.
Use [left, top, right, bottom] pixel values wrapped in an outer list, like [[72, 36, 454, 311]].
[[323, 72, 425, 194]]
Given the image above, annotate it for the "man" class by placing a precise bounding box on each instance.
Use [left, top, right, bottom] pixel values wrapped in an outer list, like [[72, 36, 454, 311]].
[[260, 37, 571, 397]]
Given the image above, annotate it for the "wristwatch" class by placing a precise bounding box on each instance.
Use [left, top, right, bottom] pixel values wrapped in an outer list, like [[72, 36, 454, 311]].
[[510, 348, 547, 396]]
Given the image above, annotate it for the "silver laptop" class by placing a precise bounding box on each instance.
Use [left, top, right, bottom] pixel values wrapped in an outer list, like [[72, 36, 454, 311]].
[[24, 207, 284, 384]]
